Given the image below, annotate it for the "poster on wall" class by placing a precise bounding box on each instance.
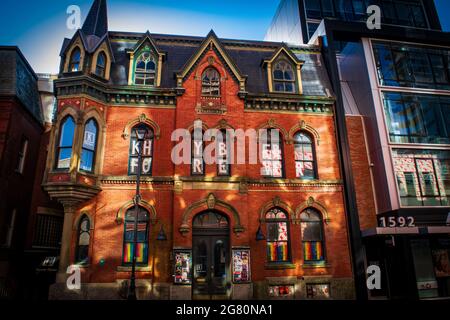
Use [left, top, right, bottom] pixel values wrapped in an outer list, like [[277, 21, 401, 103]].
[[173, 249, 192, 285], [232, 248, 250, 283], [432, 249, 450, 277]]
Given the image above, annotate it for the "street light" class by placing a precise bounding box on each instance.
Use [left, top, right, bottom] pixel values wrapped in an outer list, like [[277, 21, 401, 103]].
[[128, 126, 149, 300]]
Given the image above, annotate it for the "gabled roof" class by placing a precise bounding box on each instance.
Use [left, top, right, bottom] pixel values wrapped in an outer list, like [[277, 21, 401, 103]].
[[81, 0, 108, 38], [91, 33, 116, 62], [263, 44, 304, 66], [128, 31, 163, 57], [59, 29, 89, 57], [176, 30, 247, 88]]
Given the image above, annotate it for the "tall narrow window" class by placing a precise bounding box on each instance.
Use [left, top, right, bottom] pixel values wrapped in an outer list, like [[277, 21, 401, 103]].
[[123, 207, 149, 265], [95, 52, 106, 78], [128, 124, 153, 175], [294, 132, 316, 179], [261, 128, 283, 178], [201, 68, 220, 96], [69, 48, 81, 72], [273, 60, 296, 93], [80, 119, 98, 172], [266, 208, 290, 263], [56, 116, 75, 169], [301, 208, 325, 262], [134, 52, 156, 86], [191, 130, 204, 175], [1, 209, 16, 248], [216, 129, 230, 176], [75, 215, 90, 265], [16, 138, 29, 174]]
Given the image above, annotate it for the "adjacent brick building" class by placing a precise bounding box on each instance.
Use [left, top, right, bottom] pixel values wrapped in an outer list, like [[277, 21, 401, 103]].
[[46, 0, 354, 299]]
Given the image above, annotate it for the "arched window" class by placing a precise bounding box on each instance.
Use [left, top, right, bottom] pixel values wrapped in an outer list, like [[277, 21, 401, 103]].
[[56, 116, 75, 169], [75, 215, 91, 265], [191, 129, 204, 175], [216, 129, 230, 176], [201, 68, 220, 96], [300, 208, 325, 262], [95, 52, 106, 78], [266, 208, 290, 263], [193, 211, 229, 228], [294, 132, 316, 179], [134, 52, 156, 86], [128, 124, 153, 175], [261, 128, 284, 178], [273, 60, 295, 93], [80, 118, 98, 172], [69, 48, 81, 72], [123, 206, 149, 265]]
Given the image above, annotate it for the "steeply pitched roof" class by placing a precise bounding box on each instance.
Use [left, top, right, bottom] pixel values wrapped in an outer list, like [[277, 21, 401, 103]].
[[107, 31, 334, 98], [81, 0, 108, 38]]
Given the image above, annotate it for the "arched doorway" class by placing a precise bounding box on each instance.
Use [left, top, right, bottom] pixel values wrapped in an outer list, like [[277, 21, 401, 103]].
[[192, 211, 230, 300]]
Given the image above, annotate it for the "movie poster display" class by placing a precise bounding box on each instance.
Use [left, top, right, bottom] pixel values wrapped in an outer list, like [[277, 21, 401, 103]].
[[173, 249, 192, 284], [232, 248, 251, 283]]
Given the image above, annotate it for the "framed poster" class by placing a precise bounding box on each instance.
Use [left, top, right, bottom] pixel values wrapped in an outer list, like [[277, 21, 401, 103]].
[[232, 247, 251, 283], [173, 249, 192, 285]]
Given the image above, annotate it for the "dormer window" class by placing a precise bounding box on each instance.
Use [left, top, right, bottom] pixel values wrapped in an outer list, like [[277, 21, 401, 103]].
[[273, 60, 296, 93], [201, 67, 220, 96], [134, 52, 156, 86], [95, 52, 106, 78], [69, 48, 81, 72]]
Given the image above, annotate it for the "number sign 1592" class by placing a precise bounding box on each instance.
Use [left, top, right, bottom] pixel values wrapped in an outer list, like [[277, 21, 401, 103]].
[[379, 216, 415, 228]]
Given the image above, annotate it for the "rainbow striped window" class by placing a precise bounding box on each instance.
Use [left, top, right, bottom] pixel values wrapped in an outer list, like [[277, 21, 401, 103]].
[[300, 208, 325, 262], [123, 207, 149, 265], [266, 208, 290, 263]]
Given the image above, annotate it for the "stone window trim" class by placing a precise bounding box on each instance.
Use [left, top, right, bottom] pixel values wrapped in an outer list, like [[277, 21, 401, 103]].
[[63, 36, 86, 73], [287, 120, 320, 145], [179, 193, 244, 236], [264, 46, 304, 95], [121, 113, 161, 140], [116, 199, 158, 226]]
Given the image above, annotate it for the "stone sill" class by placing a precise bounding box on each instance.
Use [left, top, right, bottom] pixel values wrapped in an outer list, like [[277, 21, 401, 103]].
[[117, 266, 152, 272], [302, 262, 330, 269], [265, 263, 296, 270]]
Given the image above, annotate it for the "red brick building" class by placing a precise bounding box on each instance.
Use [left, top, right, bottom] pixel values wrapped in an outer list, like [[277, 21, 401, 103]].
[[46, 0, 354, 299]]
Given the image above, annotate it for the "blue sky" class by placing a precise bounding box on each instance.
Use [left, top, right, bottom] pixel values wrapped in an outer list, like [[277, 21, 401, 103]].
[[0, 0, 449, 73]]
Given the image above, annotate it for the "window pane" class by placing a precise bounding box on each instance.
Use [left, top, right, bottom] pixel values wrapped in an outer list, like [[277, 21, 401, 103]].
[[305, 0, 321, 19], [60, 117, 75, 147], [58, 148, 72, 169], [373, 43, 397, 85], [408, 50, 433, 84], [80, 149, 94, 171]]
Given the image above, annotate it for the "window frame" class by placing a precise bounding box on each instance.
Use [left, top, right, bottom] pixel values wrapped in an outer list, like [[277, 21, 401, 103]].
[[122, 206, 150, 266], [294, 131, 318, 180], [55, 115, 76, 170], [216, 129, 231, 176], [300, 208, 326, 263], [265, 207, 291, 264], [75, 215, 91, 265], [201, 67, 221, 97], [128, 124, 154, 176], [80, 118, 99, 173], [69, 47, 81, 72], [191, 129, 205, 176], [133, 51, 157, 86], [373, 41, 450, 90], [393, 150, 450, 207], [272, 59, 297, 93], [260, 128, 285, 178], [95, 51, 107, 78]]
